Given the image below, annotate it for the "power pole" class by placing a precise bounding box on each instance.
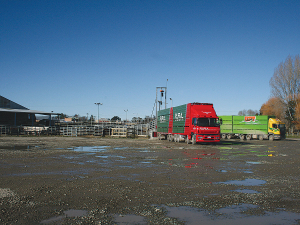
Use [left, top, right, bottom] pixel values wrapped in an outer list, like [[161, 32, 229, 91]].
[[94, 103, 102, 123]]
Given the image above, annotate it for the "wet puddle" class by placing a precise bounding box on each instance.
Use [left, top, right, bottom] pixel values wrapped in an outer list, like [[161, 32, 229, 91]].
[[112, 204, 300, 225], [243, 170, 254, 173], [0, 145, 38, 151], [246, 161, 263, 164], [217, 168, 253, 174], [57, 146, 159, 170], [41, 209, 88, 224], [232, 189, 260, 194], [216, 178, 266, 186], [114, 147, 128, 150], [164, 204, 300, 225], [218, 144, 278, 160], [167, 149, 221, 169], [139, 149, 152, 152], [95, 155, 126, 159], [113, 214, 147, 224], [72, 146, 110, 152]]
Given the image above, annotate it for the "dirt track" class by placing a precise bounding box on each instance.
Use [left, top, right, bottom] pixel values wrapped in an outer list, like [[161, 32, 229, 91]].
[[0, 136, 300, 224]]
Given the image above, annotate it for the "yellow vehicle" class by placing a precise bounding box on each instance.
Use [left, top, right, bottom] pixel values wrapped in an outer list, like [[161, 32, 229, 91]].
[[268, 118, 286, 140]]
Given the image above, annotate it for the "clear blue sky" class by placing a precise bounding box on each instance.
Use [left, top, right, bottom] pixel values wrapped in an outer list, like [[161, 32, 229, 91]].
[[1, 0, 300, 120]]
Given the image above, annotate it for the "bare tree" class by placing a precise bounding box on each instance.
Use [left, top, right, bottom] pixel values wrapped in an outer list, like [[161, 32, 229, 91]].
[[238, 109, 258, 116], [270, 55, 300, 129], [270, 55, 300, 101], [238, 110, 246, 116]]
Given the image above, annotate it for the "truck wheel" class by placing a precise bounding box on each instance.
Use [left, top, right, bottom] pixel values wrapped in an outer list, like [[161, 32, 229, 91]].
[[221, 134, 226, 139], [186, 136, 190, 144], [174, 134, 178, 142], [246, 134, 251, 141], [192, 135, 196, 145], [269, 135, 274, 141], [227, 134, 231, 139], [240, 134, 245, 140], [167, 135, 171, 141], [178, 135, 182, 142], [259, 135, 264, 141]]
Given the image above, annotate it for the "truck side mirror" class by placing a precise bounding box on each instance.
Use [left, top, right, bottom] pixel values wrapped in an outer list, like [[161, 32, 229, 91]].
[[192, 118, 197, 125]]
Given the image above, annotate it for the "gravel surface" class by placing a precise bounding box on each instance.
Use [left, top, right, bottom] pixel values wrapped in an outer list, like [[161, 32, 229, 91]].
[[0, 136, 299, 224]]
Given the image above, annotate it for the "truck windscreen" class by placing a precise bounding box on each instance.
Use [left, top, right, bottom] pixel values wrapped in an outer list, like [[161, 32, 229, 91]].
[[273, 124, 285, 129], [194, 118, 220, 127]]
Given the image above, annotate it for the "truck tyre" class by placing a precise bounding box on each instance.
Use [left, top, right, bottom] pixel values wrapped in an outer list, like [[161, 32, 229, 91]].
[[221, 134, 226, 139], [240, 134, 245, 140], [178, 135, 182, 142], [192, 134, 196, 145], [186, 136, 190, 144], [175, 134, 179, 142], [227, 134, 231, 139], [269, 135, 274, 141], [259, 135, 264, 141], [246, 134, 251, 141], [167, 135, 171, 141]]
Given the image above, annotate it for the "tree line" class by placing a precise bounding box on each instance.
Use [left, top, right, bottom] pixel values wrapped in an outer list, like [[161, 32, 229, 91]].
[[237, 55, 300, 133], [260, 55, 300, 132]]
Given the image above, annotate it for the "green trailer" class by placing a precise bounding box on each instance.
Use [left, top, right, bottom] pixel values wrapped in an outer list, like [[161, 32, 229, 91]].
[[219, 115, 286, 141]]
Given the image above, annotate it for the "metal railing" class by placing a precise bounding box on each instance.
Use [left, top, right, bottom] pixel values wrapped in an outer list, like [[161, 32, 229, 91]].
[[0, 125, 9, 135], [111, 128, 127, 137], [0, 122, 152, 137]]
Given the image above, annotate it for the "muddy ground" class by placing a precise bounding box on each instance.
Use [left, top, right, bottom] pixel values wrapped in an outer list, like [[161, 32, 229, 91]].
[[0, 136, 300, 224]]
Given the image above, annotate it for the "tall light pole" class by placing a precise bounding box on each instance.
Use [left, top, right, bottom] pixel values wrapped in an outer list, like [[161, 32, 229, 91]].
[[124, 109, 128, 123], [94, 103, 102, 123], [156, 87, 167, 120]]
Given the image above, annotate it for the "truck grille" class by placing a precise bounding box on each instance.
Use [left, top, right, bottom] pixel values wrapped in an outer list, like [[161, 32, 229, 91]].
[[198, 134, 220, 140], [199, 130, 219, 134], [280, 128, 286, 139]]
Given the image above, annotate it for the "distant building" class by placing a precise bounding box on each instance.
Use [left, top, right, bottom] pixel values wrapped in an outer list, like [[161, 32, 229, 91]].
[[0, 96, 28, 110], [0, 95, 58, 126], [64, 118, 72, 122]]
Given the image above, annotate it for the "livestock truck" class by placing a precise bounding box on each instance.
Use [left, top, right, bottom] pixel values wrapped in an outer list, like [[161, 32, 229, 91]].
[[219, 115, 286, 141], [157, 103, 221, 144]]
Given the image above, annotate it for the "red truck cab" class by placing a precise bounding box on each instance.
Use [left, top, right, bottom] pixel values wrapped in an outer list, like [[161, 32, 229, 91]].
[[157, 103, 221, 144]]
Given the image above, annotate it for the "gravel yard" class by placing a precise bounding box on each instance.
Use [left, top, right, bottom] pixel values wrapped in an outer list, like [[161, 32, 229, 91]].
[[0, 136, 299, 224]]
